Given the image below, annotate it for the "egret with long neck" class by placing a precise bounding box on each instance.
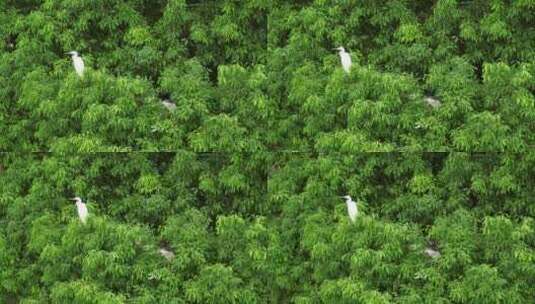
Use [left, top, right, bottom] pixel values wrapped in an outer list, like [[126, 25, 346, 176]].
[[66, 51, 85, 77], [71, 197, 88, 224], [341, 195, 358, 223], [334, 46, 352, 74]]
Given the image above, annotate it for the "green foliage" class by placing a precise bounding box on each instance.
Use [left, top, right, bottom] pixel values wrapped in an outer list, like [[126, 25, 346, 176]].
[[2, 151, 535, 302], [2, 0, 535, 303]]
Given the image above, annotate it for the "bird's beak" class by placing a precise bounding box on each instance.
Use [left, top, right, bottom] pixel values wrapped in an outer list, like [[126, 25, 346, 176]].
[[70, 197, 76, 201]]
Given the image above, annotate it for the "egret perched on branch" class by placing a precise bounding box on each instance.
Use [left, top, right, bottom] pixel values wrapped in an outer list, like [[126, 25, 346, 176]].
[[341, 195, 358, 223], [66, 51, 85, 77], [71, 197, 88, 224], [161, 98, 177, 111], [159, 247, 175, 261], [424, 96, 441, 108], [334, 46, 352, 74]]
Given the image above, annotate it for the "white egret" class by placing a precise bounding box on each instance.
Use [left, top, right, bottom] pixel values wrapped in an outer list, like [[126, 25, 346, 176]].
[[334, 46, 352, 74], [424, 240, 441, 258], [161, 98, 177, 111], [424, 247, 441, 259], [341, 195, 358, 223], [159, 247, 175, 261], [71, 197, 88, 224], [66, 51, 85, 77], [424, 96, 441, 108]]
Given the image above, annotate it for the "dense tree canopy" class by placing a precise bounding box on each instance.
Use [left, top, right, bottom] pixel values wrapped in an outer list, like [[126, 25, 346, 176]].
[[1, 0, 534, 303]]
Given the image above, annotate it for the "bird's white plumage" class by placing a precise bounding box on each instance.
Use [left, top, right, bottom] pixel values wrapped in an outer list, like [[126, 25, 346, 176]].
[[159, 248, 175, 261], [424, 96, 441, 108], [68, 51, 85, 77], [73, 197, 88, 224], [424, 247, 441, 258], [335, 47, 352, 74], [161, 99, 177, 111], [342, 195, 358, 223]]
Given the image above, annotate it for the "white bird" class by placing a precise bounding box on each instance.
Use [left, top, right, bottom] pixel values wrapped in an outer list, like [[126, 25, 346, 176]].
[[341, 195, 358, 223], [424, 96, 441, 108], [71, 197, 88, 224], [334, 46, 352, 74], [159, 247, 175, 261], [161, 99, 177, 111], [424, 247, 441, 259], [66, 51, 85, 77]]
